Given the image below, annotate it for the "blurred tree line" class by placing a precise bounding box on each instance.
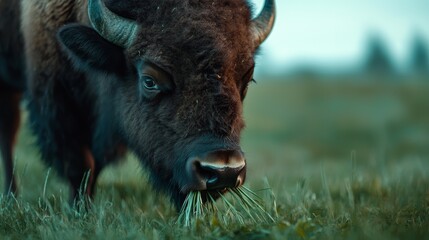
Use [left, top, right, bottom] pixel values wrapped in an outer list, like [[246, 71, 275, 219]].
[[365, 34, 429, 78]]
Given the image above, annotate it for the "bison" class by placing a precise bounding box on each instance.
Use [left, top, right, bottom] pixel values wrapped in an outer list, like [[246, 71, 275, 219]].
[[0, 0, 275, 208]]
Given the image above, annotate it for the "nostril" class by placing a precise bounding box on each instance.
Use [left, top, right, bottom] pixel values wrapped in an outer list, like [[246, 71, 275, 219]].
[[206, 175, 218, 185], [195, 161, 219, 186]]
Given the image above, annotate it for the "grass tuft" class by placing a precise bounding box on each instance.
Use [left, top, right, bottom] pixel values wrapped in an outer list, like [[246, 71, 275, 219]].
[[177, 186, 275, 227]]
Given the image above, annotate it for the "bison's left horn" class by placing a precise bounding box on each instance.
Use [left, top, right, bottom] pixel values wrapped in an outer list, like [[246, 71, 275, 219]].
[[251, 0, 276, 47], [88, 0, 138, 48]]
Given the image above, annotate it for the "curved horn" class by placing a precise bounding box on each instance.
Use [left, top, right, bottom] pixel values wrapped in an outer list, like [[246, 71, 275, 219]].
[[88, 0, 138, 48], [251, 0, 276, 47]]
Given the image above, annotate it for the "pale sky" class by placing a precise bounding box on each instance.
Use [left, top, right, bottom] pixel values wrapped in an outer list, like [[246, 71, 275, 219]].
[[251, 0, 429, 74]]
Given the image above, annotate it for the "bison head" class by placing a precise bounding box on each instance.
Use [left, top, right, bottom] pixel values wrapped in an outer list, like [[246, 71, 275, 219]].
[[57, 0, 275, 207]]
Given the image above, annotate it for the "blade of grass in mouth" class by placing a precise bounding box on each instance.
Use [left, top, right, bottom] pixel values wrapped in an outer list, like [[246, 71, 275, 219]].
[[177, 186, 276, 226]]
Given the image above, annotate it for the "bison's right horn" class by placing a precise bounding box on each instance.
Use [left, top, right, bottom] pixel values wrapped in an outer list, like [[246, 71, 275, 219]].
[[251, 0, 276, 47], [88, 0, 138, 48]]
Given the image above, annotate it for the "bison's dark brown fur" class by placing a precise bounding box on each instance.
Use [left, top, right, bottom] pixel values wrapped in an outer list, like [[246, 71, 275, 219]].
[[0, 0, 275, 208]]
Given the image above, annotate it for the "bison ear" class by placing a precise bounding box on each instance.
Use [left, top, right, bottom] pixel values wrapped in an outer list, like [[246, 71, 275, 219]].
[[57, 23, 128, 76]]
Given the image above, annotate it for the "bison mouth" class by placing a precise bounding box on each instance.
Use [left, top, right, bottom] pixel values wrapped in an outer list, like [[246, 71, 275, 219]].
[[177, 183, 241, 208], [177, 162, 246, 208], [167, 136, 247, 209], [179, 187, 233, 216], [193, 188, 229, 203]]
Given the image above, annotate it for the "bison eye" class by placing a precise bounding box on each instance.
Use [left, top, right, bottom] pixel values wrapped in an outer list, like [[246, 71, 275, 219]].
[[241, 65, 255, 100], [139, 74, 161, 100], [241, 78, 256, 100], [137, 60, 174, 101], [142, 75, 159, 91]]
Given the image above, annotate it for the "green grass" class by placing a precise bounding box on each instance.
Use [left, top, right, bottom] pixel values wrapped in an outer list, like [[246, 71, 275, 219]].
[[1, 77, 429, 239]]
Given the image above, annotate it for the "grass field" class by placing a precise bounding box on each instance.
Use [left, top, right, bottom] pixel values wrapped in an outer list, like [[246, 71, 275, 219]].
[[1, 76, 429, 239]]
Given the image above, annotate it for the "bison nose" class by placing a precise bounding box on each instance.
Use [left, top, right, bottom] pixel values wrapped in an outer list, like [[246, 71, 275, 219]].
[[187, 150, 246, 191]]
